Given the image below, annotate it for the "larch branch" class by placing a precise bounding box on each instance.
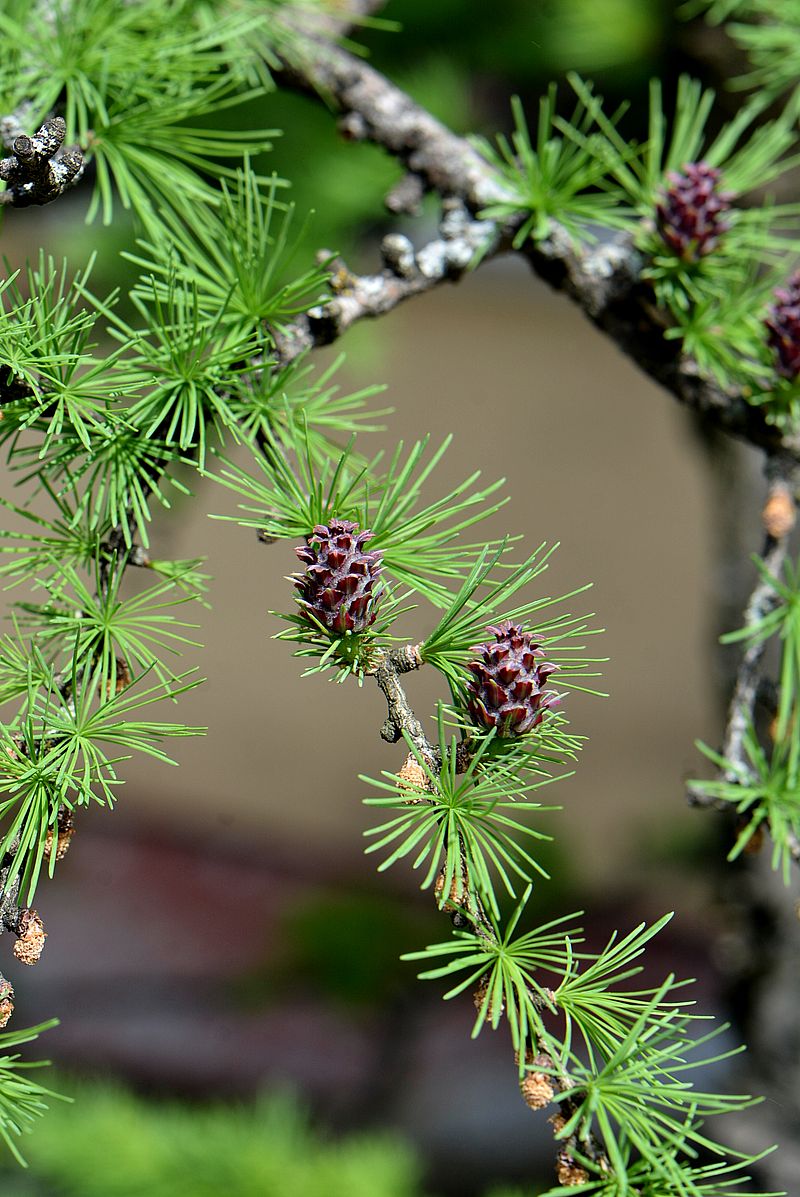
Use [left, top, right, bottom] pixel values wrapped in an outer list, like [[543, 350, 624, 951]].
[[272, 12, 800, 465]]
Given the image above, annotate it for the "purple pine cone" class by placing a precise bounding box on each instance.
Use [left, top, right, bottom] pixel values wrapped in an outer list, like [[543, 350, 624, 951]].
[[294, 519, 385, 635], [766, 272, 800, 381], [655, 162, 732, 261], [466, 621, 559, 738]]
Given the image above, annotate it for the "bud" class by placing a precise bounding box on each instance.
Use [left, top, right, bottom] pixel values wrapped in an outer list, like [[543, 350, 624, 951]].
[[13, 908, 46, 966], [556, 1150, 590, 1187], [466, 622, 559, 737], [294, 519, 385, 635], [521, 1070, 555, 1111], [434, 866, 468, 913], [44, 810, 76, 862], [655, 162, 732, 261], [473, 975, 504, 1021], [762, 482, 796, 539], [0, 980, 13, 1028], [397, 754, 429, 803]]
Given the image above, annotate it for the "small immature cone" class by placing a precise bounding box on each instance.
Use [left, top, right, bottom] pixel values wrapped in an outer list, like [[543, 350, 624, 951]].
[[293, 519, 385, 635], [466, 621, 559, 738], [13, 908, 46, 966], [766, 272, 800, 380], [655, 162, 733, 261]]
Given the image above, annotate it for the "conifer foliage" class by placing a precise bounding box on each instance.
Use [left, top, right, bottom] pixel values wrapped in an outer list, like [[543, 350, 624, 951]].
[[0, 0, 797, 1192]]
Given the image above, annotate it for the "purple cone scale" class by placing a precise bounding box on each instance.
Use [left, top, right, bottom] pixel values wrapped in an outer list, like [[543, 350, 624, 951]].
[[766, 272, 800, 381], [466, 621, 559, 738], [655, 162, 732, 261], [294, 519, 385, 635]]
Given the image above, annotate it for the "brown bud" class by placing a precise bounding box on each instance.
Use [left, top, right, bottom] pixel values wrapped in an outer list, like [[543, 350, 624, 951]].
[[740, 820, 765, 856], [0, 981, 13, 1028], [556, 1151, 589, 1187], [397, 754, 429, 802], [548, 1113, 567, 1135], [434, 866, 467, 912], [521, 1070, 555, 1110], [473, 975, 504, 1021], [13, 908, 46, 966], [107, 657, 131, 699], [763, 484, 796, 539], [45, 814, 75, 862]]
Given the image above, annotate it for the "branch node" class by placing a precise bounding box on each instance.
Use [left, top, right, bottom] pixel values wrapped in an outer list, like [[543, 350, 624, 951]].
[[380, 717, 401, 743], [385, 172, 424, 215], [380, 233, 418, 279], [337, 111, 368, 141]]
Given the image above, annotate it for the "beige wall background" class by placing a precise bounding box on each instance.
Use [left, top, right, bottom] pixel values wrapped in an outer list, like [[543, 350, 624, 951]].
[[0, 255, 753, 891]]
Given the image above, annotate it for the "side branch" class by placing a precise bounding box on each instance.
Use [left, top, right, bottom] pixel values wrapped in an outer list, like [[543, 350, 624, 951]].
[[689, 534, 787, 809], [368, 644, 434, 763], [0, 114, 84, 208], [273, 201, 500, 365]]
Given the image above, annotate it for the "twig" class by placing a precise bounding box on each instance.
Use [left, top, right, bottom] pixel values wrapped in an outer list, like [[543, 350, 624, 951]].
[[367, 644, 433, 760], [0, 115, 84, 208], [272, 201, 500, 365]]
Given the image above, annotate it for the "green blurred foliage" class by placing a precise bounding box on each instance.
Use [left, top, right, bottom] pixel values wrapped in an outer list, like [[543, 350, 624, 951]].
[[0, 1084, 422, 1197], [367, 0, 668, 87], [236, 888, 439, 1009]]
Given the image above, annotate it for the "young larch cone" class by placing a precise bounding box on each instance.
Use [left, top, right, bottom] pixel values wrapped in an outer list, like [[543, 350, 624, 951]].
[[766, 272, 800, 380], [655, 162, 732, 261], [294, 519, 385, 635], [466, 621, 559, 737]]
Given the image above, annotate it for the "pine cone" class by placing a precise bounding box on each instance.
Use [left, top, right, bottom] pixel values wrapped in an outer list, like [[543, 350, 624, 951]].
[[655, 162, 732, 261], [294, 519, 385, 635], [466, 621, 559, 737], [766, 272, 800, 380]]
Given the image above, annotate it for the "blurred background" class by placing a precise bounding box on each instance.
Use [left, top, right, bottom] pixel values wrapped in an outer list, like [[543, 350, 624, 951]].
[[0, 2, 787, 1194]]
